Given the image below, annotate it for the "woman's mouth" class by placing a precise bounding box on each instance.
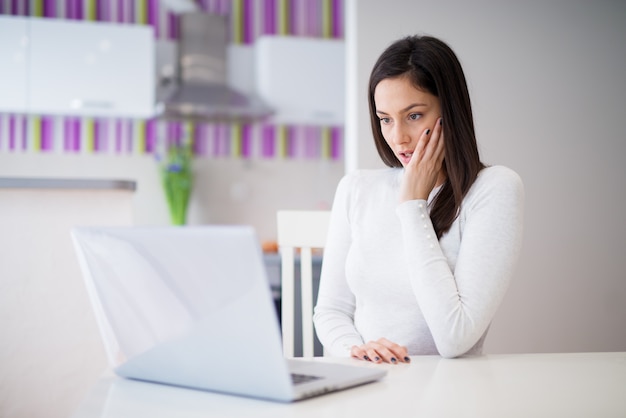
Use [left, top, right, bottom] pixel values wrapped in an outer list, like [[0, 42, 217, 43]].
[[398, 151, 413, 165]]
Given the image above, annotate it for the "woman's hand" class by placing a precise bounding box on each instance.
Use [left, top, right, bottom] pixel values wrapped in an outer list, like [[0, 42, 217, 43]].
[[399, 117, 445, 203], [350, 338, 410, 364]]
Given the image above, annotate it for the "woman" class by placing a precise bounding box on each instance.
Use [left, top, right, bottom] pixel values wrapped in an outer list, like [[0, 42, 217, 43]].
[[313, 35, 524, 362]]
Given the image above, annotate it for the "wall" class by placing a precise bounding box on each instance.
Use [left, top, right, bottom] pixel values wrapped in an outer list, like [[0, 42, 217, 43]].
[[347, 0, 626, 353]]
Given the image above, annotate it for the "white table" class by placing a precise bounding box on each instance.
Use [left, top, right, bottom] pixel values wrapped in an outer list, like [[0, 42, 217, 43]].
[[71, 352, 626, 418]]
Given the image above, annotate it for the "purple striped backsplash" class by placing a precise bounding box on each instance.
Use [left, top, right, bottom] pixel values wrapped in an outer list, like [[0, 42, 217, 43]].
[[264, 0, 276, 35], [261, 124, 275, 158], [1, 0, 342, 41], [42, 0, 55, 18], [286, 126, 296, 158], [144, 119, 156, 153], [66, 0, 83, 20], [71, 118, 81, 152], [0, 0, 344, 161], [240, 124, 251, 158], [0, 118, 343, 160], [20, 116, 27, 150], [41, 117, 53, 151], [9, 117, 16, 151]]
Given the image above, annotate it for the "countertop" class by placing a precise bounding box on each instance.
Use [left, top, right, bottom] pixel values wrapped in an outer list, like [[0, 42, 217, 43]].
[[0, 177, 136, 191]]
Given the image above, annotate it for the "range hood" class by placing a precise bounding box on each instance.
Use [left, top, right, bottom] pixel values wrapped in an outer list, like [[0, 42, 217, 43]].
[[155, 13, 273, 123]]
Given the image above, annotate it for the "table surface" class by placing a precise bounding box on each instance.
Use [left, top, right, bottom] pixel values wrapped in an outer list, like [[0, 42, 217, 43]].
[[71, 352, 626, 418]]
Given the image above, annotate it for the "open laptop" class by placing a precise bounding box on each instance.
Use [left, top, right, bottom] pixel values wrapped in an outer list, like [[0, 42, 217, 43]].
[[71, 225, 386, 402]]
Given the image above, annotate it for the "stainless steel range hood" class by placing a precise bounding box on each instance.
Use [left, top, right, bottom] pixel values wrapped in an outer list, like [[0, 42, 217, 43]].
[[155, 13, 273, 123]]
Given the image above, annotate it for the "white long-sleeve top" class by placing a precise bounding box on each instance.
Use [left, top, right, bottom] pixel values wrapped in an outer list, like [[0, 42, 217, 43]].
[[313, 165, 524, 358]]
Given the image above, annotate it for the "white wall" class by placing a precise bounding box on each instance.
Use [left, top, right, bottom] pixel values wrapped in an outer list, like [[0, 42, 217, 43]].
[[347, 0, 626, 353]]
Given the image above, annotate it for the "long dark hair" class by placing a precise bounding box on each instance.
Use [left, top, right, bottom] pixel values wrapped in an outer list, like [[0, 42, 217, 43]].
[[368, 35, 485, 238]]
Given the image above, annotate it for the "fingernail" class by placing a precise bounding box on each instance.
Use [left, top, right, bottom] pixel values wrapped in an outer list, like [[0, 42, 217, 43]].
[[374, 356, 380, 361], [391, 357, 397, 363], [439, 119, 443, 126], [364, 355, 370, 361], [426, 129, 431, 135], [404, 357, 411, 363]]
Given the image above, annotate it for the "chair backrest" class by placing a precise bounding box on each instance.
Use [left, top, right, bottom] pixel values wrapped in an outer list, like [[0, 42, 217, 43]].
[[276, 210, 331, 357]]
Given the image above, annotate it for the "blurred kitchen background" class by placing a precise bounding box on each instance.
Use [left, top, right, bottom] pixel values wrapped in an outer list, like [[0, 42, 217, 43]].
[[1, 2, 346, 416], [0, 0, 346, 241]]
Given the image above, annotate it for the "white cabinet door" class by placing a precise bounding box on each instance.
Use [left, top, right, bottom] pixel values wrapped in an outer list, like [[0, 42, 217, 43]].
[[0, 16, 29, 113], [28, 18, 155, 118], [255, 36, 345, 126]]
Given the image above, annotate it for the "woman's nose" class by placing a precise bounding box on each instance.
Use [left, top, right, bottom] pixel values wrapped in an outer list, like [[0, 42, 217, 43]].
[[391, 123, 410, 145]]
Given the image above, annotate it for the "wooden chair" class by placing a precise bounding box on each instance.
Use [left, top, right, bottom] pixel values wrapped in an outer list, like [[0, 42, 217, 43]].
[[276, 210, 331, 357]]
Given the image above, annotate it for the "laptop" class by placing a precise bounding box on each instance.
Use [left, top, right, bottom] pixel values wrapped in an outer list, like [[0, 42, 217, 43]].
[[71, 225, 386, 402]]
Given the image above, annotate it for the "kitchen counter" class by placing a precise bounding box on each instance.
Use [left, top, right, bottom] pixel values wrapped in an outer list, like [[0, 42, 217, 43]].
[[0, 177, 136, 190]]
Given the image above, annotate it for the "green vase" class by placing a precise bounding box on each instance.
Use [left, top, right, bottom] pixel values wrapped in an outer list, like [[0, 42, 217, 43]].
[[159, 138, 193, 226], [162, 171, 192, 226]]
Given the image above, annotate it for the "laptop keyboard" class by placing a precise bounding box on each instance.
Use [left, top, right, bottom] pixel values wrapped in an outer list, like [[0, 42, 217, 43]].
[[291, 373, 322, 385]]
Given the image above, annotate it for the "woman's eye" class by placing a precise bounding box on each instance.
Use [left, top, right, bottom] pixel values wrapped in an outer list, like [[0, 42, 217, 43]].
[[379, 117, 391, 124], [409, 113, 422, 121]]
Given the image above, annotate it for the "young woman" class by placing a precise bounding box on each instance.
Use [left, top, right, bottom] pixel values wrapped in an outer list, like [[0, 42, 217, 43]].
[[313, 35, 524, 362]]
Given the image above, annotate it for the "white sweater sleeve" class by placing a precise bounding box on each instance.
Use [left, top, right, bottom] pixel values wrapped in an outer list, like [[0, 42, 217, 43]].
[[313, 175, 364, 357], [397, 167, 524, 358]]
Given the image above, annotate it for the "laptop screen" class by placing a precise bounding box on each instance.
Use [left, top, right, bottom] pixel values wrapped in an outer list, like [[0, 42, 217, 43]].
[[72, 225, 294, 398]]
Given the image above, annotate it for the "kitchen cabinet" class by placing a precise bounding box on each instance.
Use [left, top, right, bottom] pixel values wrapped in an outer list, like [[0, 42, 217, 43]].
[[0, 16, 155, 118], [255, 36, 345, 126], [0, 16, 28, 113]]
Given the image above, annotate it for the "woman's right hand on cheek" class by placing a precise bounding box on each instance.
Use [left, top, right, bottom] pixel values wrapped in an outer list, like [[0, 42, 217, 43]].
[[399, 117, 445, 203], [350, 338, 410, 364]]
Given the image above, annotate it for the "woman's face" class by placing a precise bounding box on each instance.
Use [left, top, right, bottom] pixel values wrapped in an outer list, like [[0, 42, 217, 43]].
[[374, 75, 441, 167]]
